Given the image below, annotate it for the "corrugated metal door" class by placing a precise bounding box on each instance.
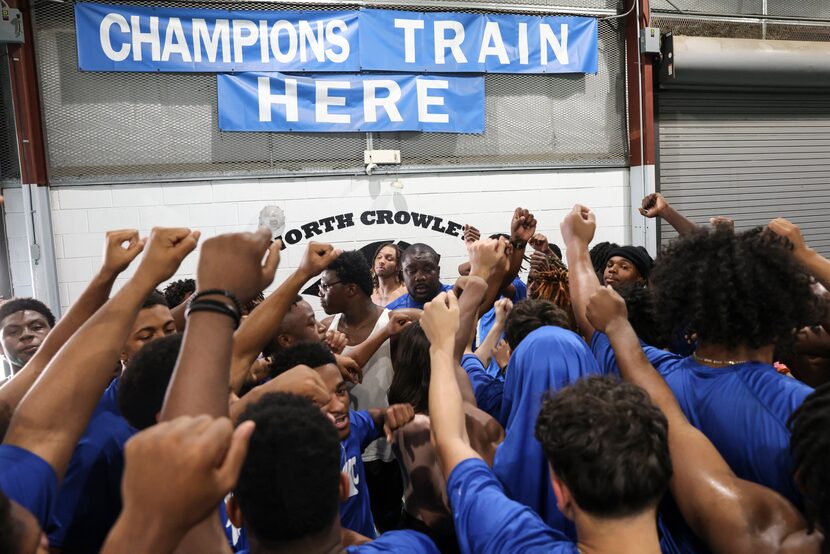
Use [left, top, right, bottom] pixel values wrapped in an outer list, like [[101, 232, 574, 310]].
[[657, 91, 830, 256]]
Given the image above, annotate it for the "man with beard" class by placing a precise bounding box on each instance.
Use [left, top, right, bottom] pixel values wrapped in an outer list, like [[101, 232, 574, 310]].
[[386, 244, 453, 311]]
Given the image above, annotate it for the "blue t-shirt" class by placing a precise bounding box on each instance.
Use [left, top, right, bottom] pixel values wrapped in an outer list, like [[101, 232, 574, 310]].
[[47, 378, 136, 552], [0, 444, 58, 529], [340, 410, 382, 539], [592, 331, 811, 508], [386, 284, 454, 310], [460, 354, 503, 419], [346, 530, 440, 553], [476, 278, 527, 377], [448, 458, 577, 553]]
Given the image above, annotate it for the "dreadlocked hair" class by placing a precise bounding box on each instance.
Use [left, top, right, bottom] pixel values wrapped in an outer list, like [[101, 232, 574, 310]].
[[650, 227, 824, 356], [528, 253, 571, 311], [789, 382, 830, 552]]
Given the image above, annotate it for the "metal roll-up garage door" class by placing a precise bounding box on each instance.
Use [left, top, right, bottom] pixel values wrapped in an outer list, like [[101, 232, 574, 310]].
[[658, 91, 830, 256], [656, 36, 830, 257]]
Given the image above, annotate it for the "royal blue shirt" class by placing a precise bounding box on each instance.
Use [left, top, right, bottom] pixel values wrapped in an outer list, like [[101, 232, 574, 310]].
[[340, 410, 382, 539], [346, 530, 440, 553], [476, 278, 527, 377], [0, 444, 58, 529], [460, 354, 503, 419], [448, 458, 578, 553], [592, 331, 811, 508], [386, 284, 453, 310], [47, 378, 136, 552]]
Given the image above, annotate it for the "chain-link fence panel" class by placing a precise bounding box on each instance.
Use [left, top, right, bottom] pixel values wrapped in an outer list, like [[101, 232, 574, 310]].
[[32, 0, 628, 184], [0, 45, 21, 186], [651, 0, 830, 19]]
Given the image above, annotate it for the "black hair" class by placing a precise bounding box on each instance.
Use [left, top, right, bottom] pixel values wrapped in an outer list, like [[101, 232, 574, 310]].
[[789, 382, 830, 552], [650, 227, 824, 355], [503, 299, 571, 351], [402, 243, 440, 264], [370, 242, 404, 290], [327, 250, 373, 297], [118, 334, 182, 430], [0, 491, 19, 554], [589, 242, 618, 274], [235, 393, 341, 546], [535, 376, 672, 518], [142, 290, 169, 310], [615, 283, 668, 349], [388, 322, 431, 413], [243, 292, 265, 316], [270, 341, 336, 378], [0, 298, 55, 328], [162, 279, 195, 308]]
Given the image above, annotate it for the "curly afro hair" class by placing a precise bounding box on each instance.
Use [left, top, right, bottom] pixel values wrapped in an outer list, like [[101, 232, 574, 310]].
[[163, 279, 195, 308], [327, 250, 373, 297], [650, 227, 824, 354]]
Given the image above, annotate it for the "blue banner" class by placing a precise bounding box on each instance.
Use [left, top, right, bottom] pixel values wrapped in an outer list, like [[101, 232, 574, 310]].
[[359, 10, 598, 74], [75, 3, 598, 74], [75, 3, 360, 72], [217, 72, 485, 133]]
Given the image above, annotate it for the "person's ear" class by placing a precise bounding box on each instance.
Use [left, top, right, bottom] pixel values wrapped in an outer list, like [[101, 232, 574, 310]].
[[276, 334, 292, 348], [227, 494, 244, 528], [550, 470, 576, 521], [339, 472, 349, 503]]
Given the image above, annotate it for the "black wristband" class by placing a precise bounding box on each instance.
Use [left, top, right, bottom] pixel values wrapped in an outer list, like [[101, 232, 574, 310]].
[[512, 239, 527, 250], [190, 289, 243, 316], [186, 299, 241, 329]]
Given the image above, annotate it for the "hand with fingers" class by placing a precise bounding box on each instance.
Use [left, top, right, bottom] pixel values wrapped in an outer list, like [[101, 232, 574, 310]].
[[639, 193, 669, 219], [134, 227, 201, 289], [463, 224, 481, 247], [197, 228, 281, 304], [298, 242, 342, 280], [585, 285, 629, 333], [511, 208, 538, 245], [420, 291, 460, 351], [383, 403, 415, 442], [118, 415, 254, 541], [386, 311, 414, 338], [560, 204, 596, 248], [334, 354, 362, 384], [100, 229, 146, 279], [468, 238, 509, 282], [768, 218, 809, 259], [325, 329, 348, 355]]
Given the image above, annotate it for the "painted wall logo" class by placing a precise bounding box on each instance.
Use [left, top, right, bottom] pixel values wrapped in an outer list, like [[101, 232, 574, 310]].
[[275, 209, 464, 246]]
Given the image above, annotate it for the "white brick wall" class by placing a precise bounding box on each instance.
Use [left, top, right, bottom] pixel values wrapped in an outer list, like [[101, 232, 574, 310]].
[[44, 169, 629, 313], [1, 188, 33, 298]]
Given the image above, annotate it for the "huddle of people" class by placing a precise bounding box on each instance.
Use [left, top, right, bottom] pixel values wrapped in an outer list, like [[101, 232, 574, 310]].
[[0, 194, 827, 554]]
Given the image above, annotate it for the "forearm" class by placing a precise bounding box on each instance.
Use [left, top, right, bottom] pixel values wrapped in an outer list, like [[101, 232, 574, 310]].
[[660, 205, 698, 236], [5, 277, 155, 476], [348, 328, 390, 369], [453, 276, 489, 360], [103, 510, 184, 554], [475, 321, 504, 367], [796, 249, 830, 294], [565, 242, 601, 342], [161, 312, 235, 420], [428, 344, 472, 461], [230, 270, 309, 392], [0, 270, 117, 430]]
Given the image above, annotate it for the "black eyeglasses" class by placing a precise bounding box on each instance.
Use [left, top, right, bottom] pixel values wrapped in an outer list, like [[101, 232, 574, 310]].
[[319, 281, 344, 293]]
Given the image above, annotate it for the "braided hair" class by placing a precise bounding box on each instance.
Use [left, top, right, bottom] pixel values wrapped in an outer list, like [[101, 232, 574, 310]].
[[789, 382, 830, 552]]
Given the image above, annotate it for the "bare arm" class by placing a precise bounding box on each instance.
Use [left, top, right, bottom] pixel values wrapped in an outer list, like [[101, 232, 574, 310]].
[[474, 298, 511, 367], [4, 228, 198, 479], [0, 231, 144, 439], [769, 218, 830, 294], [423, 293, 482, 479], [561, 205, 602, 343], [228, 242, 340, 394], [161, 230, 279, 421], [640, 193, 698, 236], [586, 287, 808, 554]]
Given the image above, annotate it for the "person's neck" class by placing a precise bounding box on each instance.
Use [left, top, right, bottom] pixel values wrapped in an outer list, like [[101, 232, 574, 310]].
[[575, 509, 662, 554], [376, 274, 403, 296], [10, 363, 23, 376], [342, 296, 381, 327], [250, 521, 343, 554], [694, 342, 774, 366]]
